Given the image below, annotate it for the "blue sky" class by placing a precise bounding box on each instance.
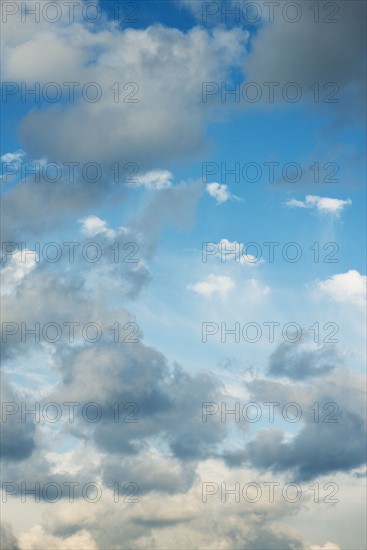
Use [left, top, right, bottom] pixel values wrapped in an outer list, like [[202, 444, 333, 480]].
[[1, 1, 366, 549]]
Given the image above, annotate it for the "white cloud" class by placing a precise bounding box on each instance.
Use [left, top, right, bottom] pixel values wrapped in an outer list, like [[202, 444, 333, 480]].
[[133, 169, 173, 190], [1, 150, 25, 163], [286, 195, 352, 215], [217, 239, 264, 266], [316, 270, 366, 309], [206, 183, 239, 204], [18, 526, 98, 550], [187, 274, 235, 296], [1, 150, 26, 183], [0, 250, 37, 296], [78, 215, 117, 238]]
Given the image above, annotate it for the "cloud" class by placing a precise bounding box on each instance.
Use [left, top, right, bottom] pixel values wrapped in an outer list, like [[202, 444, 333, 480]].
[[2, 20, 249, 168], [0, 379, 36, 462], [1, 176, 119, 239], [244, 0, 366, 113], [225, 368, 367, 481], [47, 351, 227, 462], [1, 150, 26, 163], [315, 270, 366, 309], [213, 239, 264, 266], [18, 526, 98, 550], [246, 410, 366, 481], [286, 195, 352, 215], [78, 215, 118, 238], [187, 274, 235, 296], [0, 522, 19, 550], [134, 180, 203, 259], [0, 250, 37, 296], [268, 341, 342, 380], [206, 183, 239, 204], [308, 543, 341, 550], [1, 458, 330, 550], [1, 3, 365, 548], [132, 170, 173, 190]]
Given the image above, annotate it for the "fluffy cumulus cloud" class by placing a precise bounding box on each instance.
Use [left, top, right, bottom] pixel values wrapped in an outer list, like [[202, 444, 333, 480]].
[[315, 270, 366, 309], [286, 196, 352, 215], [1, 458, 354, 549], [223, 367, 367, 481], [1, 10, 248, 167]]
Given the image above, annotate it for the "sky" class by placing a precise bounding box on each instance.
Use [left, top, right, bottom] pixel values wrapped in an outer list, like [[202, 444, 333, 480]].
[[0, 1, 366, 549]]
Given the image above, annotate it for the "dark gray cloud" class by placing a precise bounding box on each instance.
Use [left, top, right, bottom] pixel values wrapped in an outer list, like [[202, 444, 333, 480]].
[[243, 411, 366, 481], [244, 0, 366, 115], [223, 369, 367, 481], [0, 380, 36, 462]]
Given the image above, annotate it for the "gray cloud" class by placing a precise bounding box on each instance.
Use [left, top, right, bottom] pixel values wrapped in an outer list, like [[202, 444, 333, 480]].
[[244, 0, 366, 115], [0, 380, 36, 463], [224, 368, 367, 481], [3, 24, 249, 168], [244, 412, 365, 481], [49, 348, 227, 462], [267, 341, 342, 380], [0, 522, 19, 550], [1, 177, 121, 240]]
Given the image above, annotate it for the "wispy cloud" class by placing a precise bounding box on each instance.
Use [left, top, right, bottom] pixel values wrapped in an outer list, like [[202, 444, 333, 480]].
[[286, 195, 352, 215]]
